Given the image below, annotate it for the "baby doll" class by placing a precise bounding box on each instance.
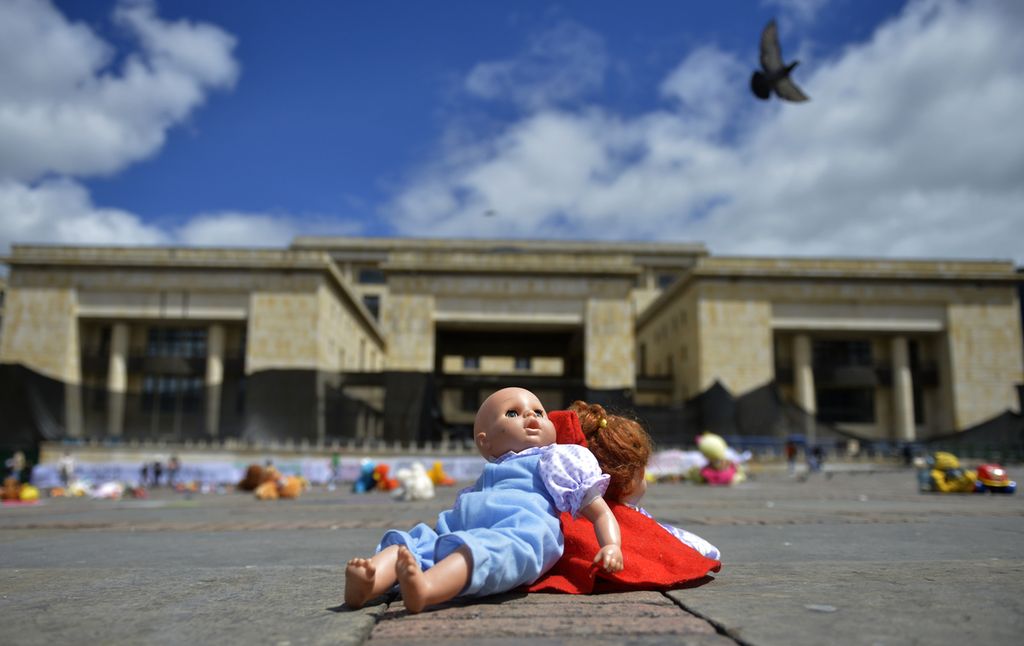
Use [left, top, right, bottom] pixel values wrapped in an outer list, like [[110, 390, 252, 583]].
[[344, 387, 623, 613], [571, 401, 721, 559]]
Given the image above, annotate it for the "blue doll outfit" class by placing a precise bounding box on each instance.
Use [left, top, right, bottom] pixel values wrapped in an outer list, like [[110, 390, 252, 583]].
[[377, 443, 608, 598]]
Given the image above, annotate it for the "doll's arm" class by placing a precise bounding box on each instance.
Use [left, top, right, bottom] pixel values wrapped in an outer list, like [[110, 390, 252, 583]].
[[580, 496, 623, 572]]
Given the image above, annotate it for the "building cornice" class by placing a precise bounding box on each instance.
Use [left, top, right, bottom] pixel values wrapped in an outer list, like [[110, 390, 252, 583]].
[[381, 250, 641, 278], [5, 245, 328, 270], [637, 255, 1023, 327], [3, 245, 386, 348], [292, 235, 709, 259]]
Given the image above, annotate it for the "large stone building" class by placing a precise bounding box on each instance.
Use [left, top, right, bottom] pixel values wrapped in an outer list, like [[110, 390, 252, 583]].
[[1, 237, 1021, 450]]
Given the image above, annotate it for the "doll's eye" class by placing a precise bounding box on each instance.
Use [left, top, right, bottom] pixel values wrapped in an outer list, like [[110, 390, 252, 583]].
[[505, 409, 519, 418], [534, 409, 545, 417]]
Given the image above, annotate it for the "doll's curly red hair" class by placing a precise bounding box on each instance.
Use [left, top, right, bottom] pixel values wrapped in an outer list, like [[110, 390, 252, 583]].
[[570, 400, 652, 502]]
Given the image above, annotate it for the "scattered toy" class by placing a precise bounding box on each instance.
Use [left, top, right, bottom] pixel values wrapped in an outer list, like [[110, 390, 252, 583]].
[[427, 461, 456, 486], [352, 459, 377, 493], [393, 462, 435, 501], [373, 464, 399, 491], [690, 433, 746, 485]]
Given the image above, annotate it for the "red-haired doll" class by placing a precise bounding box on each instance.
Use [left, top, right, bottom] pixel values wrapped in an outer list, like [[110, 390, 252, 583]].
[[571, 401, 719, 560], [529, 402, 721, 594]]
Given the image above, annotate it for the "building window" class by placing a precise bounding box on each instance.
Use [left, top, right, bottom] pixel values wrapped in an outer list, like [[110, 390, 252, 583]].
[[812, 339, 872, 368], [463, 356, 480, 370], [657, 273, 677, 289], [460, 388, 479, 412], [362, 294, 381, 320], [816, 388, 875, 423], [146, 327, 207, 358], [357, 268, 386, 284], [142, 375, 204, 413], [514, 356, 531, 371]]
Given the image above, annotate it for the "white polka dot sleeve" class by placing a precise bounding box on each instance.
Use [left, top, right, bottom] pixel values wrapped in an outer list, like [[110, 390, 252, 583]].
[[538, 444, 609, 516]]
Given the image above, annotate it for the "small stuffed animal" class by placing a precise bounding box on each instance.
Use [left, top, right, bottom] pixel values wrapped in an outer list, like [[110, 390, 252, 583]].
[[691, 433, 745, 486], [924, 452, 978, 493], [427, 461, 456, 486], [255, 474, 308, 500], [393, 462, 435, 501], [352, 459, 377, 493], [238, 464, 279, 492], [374, 464, 400, 491]]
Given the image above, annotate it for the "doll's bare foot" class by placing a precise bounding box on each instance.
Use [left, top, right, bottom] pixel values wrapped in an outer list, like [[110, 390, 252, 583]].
[[344, 557, 377, 609], [395, 546, 431, 614]]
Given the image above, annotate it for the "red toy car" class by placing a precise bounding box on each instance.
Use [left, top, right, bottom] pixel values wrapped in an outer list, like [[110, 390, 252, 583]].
[[975, 464, 1016, 494]]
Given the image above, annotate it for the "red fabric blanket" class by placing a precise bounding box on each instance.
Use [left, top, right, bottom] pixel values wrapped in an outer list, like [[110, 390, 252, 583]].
[[527, 502, 721, 594]]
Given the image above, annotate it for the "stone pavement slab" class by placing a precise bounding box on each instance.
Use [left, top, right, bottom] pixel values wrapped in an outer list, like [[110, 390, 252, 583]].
[[671, 560, 1024, 646], [3, 566, 382, 646], [369, 591, 733, 646]]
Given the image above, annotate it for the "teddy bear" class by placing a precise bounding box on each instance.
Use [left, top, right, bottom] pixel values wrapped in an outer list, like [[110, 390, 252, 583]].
[[392, 461, 435, 501]]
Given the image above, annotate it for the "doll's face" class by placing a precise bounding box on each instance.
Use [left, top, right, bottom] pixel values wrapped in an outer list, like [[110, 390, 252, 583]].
[[622, 468, 648, 505], [474, 387, 556, 460]]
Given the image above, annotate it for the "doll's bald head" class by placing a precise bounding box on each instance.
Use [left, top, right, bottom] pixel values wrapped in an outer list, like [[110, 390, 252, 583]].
[[474, 387, 556, 460]]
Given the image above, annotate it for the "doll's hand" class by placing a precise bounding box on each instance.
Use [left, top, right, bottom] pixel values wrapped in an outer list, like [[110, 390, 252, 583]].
[[593, 544, 623, 573]]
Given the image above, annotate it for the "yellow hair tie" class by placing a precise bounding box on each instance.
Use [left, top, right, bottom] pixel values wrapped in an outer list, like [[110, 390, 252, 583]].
[[599, 418, 608, 428]]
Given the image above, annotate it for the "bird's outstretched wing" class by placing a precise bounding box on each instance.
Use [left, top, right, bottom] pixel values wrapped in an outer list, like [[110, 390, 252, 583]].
[[759, 19, 783, 72], [775, 77, 809, 102]]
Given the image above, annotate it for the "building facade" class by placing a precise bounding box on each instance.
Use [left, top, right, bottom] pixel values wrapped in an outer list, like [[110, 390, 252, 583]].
[[635, 257, 1023, 442], [1, 238, 1021, 449]]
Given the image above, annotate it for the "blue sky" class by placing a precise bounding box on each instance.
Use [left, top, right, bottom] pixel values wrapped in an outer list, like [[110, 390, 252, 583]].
[[2, 0, 1022, 262]]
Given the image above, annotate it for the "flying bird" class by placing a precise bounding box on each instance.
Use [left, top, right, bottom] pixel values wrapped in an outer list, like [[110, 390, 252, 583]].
[[750, 20, 809, 102]]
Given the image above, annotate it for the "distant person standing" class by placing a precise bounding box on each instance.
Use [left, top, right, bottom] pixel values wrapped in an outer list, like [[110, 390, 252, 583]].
[[329, 452, 341, 491], [810, 445, 826, 473], [5, 451, 26, 482], [152, 461, 164, 487], [168, 456, 181, 488], [901, 444, 914, 467], [58, 451, 76, 487], [141, 462, 150, 487], [784, 441, 798, 476]]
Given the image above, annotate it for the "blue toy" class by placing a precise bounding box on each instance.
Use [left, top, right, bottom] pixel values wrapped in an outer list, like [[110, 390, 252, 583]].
[[352, 459, 377, 493]]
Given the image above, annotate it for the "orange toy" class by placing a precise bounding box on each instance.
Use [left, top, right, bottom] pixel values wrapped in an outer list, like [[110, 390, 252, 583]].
[[255, 473, 308, 500], [373, 464, 399, 491], [255, 480, 279, 500], [2, 477, 21, 501], [238, 464, 280, 491], [428, 461, 456, 486]]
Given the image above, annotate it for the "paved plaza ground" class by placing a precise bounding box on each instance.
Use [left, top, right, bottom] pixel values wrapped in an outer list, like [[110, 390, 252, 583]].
[[1, 462, 1022, 645]]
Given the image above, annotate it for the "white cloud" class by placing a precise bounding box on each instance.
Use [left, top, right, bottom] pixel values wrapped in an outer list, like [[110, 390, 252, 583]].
[[0, 178, 168, 249], [388, 0, 1024, 263], [465, 21, 608, 109], [175, 212, 299, 247], [0, 0, 238, 182], [0, 178, 344, 254], [0, 0, 253, 256]]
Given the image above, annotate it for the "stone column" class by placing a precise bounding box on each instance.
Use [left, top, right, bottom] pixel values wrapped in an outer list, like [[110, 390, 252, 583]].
[[793, 334, 816, 444], [205, 324, 225, 438], [891, 335, 916, 442], [64, 384, 83, 440], [645, 269, 656, 290], [585, 299, 635, 390], [106, 322, 130, 438]]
